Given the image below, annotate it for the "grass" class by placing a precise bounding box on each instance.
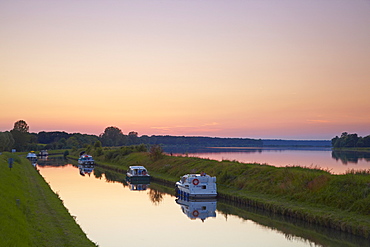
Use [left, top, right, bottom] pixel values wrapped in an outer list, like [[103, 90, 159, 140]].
[[0, 152, 96, 247], [76, 146, 370, 238]]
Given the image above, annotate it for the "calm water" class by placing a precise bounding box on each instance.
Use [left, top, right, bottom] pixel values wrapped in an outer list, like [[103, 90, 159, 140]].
[[167, 147, 370, 174], [37, 157, 369, 247]]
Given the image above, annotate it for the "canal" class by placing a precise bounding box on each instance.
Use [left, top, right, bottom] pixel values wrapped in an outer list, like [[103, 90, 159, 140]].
[[37, 157, 368, 247]]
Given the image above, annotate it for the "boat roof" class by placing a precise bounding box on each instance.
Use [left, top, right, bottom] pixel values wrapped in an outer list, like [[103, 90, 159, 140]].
[[182, 173, 212, 178], [80, 154, 93, 157], [129, 166, 147, 170]]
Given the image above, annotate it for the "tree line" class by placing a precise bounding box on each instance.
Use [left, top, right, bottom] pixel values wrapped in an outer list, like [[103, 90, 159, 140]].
[[5, 121, 365, 152], [331, 132, 370, 148], [0, 120, 101, 152], [0, 120, 263, 152]]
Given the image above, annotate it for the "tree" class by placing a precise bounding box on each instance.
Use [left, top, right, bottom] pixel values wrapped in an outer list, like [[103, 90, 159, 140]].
[[149, 144, 164, 161], [10, 120, 30, 151], [128, 131, 138, 145], [13, 120, 29, 133], [66, 136, 80, 149], [0, 132, 15, 151], [100, 126, 124, 146], [94, 140, 102, 148], [332, 132, 370, 148], [331, 136, 339, 148]]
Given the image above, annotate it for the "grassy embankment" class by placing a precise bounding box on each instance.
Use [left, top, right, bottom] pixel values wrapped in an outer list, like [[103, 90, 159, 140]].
[[88, 165, 369, 247], [76, 146, 370, 239], [0, 153, 96, 247]]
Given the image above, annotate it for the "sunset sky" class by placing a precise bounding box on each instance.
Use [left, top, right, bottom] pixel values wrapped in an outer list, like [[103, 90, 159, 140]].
[[1, 0, 370, 140]]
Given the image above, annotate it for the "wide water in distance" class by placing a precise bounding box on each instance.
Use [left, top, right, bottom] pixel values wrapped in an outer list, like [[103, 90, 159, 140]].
[[37, 158, 368, 247], [165, 147, 370, 174]]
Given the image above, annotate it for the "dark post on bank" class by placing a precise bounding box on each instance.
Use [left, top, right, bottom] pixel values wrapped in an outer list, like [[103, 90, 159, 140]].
[[8, 158, 13, 170]]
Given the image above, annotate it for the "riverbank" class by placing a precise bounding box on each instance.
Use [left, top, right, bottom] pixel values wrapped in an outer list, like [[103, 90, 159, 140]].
[[76, 147, 370, 239], [0, 153, 96, 246]]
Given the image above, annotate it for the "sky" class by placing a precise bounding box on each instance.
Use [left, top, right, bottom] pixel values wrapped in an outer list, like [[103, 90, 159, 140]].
[[1, 0, 370, 140]]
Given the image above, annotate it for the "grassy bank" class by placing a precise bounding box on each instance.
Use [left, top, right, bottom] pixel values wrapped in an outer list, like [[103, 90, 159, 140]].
[[89, 165, 368, 246], [77, 146, 370, 238], [0, 153, 96, 247]]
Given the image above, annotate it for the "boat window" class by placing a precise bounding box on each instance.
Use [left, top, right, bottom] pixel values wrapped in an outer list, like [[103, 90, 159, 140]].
[[202, 206, 206, 210], [202, 186, 206, 189]]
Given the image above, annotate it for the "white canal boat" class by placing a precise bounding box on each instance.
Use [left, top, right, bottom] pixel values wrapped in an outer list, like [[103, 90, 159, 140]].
[[175, 173, 217, 199], [78, 153, 95, 165], [38, 150, 48, 157], [26, 151, 37, 162], [126, 166, 151, 183]]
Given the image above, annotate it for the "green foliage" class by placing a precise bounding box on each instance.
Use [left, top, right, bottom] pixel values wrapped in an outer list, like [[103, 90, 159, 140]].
[[100, 126, 126, 146], [0, 132, 15, 151], [332, 132, 370, 148], [149, 144, 164, 161], [94, 140, 102, 148], [95, 147, 103, 156], [13, 120, 29, 133], [128, 131, 138, 145], [76, 144, 147, 163]]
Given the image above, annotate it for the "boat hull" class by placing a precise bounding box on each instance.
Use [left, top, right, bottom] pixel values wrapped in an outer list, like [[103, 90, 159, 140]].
[[126, 174, 151, 183], [78, 160, 95, 165], [176, 183, 217, 199]]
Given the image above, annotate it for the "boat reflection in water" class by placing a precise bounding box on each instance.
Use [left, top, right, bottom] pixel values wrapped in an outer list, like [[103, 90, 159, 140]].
[[127, 181, 150, 191], [78, 164, 94, 176], [176, 196, 217, 222]]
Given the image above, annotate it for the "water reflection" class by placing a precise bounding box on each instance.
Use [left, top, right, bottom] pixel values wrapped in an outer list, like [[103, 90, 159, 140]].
[[38, 158, 369, 247], [176, 197, 217, 222], [332, 150, 370, 164], [78, 164, 94, 176], [148, 188, 164, 205], [94, 167, 127, 185], [127, 181, 150, 191], [217, 199, 370, 247], [37, 156, 69, 167], [168, 147, 370, 174], [91, 164, 369, 246]]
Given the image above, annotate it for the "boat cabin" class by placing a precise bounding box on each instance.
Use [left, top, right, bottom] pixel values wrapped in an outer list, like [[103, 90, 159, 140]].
[[126, 166, 151, 183], [127, 166, 149, 176], [176, 173, 217, 198], [78, 154, 95, 165]]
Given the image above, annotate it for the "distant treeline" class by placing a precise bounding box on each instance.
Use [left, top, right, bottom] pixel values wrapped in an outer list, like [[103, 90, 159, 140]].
[[143, 135, 263, 147], [1, 120, 345, 152], [36, 132, 263, 149], [262, 139, 331, 147], [332, 150, 370, 164], [331, 132, 370, 148]]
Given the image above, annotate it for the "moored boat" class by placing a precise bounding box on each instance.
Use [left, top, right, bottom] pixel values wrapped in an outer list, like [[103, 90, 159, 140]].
[[78, 152, 95, 165], [126, 166, 150, 183], [175, 173, 217, 199], [26, 151, 37, 161], [38, 150, 48, 157]]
